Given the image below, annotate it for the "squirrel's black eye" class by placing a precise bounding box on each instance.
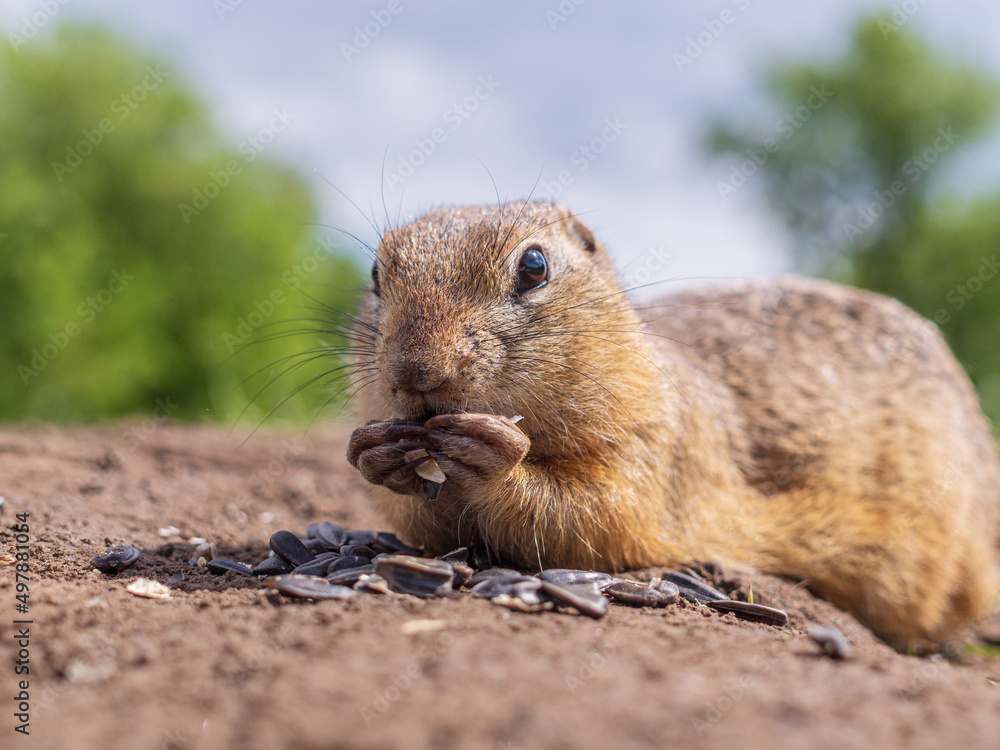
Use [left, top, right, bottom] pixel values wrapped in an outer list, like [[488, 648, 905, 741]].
[[515, 246, 548, 294], [371, 263, 381, 297]]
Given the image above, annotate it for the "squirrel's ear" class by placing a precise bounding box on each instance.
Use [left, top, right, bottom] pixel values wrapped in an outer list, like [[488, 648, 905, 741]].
[[567, 216, 600, 255]]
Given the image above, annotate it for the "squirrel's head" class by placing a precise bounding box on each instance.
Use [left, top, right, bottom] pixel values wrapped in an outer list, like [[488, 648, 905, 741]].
[[353, 202, 651, 451]]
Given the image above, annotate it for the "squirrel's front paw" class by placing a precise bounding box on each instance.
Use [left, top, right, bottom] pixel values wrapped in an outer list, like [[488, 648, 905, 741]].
[[422, 413, 530, 491], [347, 414, 529, 499]]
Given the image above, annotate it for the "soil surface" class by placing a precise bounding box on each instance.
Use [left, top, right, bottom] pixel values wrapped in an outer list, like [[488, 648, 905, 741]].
[[1, 421, 998, 750]]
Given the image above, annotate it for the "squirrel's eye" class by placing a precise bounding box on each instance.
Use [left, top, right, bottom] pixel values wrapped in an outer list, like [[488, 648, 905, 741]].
[[371, 263, 381, 297], [515, 246, 548, 294]]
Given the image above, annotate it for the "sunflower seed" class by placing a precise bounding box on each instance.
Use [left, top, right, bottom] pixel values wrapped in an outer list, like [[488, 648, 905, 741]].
[[89, 544, 141, 574], [205, 558, 254, 577], [539, 581, 609, 619], [354, 573, 393, 594], [269, 530, 315, 567], [291, 552, 340, 577], [705, 600, 787, 626], [466, 568, 526, 588], [807, 625, 850, 659], [252, 555, 293, 576], [652, 578, 681, 601], [267, 574, 356, 600], [338, 544, 377, 560], [308, 522, 348, 550], [509, 579, 545, 605], [301, 537, 331, 555], [404, 448, 447, 484], [492, 593, 553, 613], [470, 574, 537, 599], [373, 531, 423, 556], [603, 580, 675, 608], [537, 569, 618, 588], [375, 555, 454, 598], [345, 529, 378, 546], [325, 564, 376, 586], [663, 571, 729, 604], [328, 555, 374, 573]]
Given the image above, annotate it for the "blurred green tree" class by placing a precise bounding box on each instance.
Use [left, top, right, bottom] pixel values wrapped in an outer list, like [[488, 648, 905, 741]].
[[706, 15, 1000, 427], [0, 24, 362, 424]]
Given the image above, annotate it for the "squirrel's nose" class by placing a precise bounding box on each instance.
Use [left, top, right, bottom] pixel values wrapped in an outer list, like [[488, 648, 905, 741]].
[[388, 359, 451, 393]]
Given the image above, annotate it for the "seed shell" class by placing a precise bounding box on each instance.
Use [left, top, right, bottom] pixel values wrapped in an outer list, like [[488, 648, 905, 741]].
[[603, 580, 674, 608], [89, 544, 141, 574], [205, 558, 254, 577], [705, 600, 788, 626]]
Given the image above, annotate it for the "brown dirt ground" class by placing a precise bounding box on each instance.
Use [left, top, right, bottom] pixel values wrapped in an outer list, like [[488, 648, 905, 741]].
[[1, 421, 999, 750]]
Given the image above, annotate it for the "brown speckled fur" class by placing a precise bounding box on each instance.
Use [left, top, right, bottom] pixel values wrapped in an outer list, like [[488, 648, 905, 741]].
[[348, 202, 1000, 647]]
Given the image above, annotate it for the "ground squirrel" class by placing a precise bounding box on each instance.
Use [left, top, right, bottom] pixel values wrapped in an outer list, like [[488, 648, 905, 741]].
[[346, 202, 1000, 647]]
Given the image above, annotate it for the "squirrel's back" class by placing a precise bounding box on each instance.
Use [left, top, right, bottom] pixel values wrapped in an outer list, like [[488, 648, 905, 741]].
[[649, 276, 1000, 642]]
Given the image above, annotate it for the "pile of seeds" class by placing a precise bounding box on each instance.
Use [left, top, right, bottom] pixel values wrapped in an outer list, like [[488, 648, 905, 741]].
[[88, 522, 788, 626]]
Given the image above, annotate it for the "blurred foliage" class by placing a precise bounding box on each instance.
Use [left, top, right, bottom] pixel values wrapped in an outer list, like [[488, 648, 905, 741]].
[[706, 15, 1000, 427], [0, 24, 362, 424]]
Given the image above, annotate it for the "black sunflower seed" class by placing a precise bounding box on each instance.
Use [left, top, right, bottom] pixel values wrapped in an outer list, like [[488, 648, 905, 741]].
[[470, 574, 537, 599], [465, 568, 526, 588], [269, 530, 316, 567], [327, 555, 373, 573], [252, 555, 293, 576], [268, 574, 356, 600], [705, 600, 788, 626], [309, 522, 348, 550], [325, 564, 376, 586], [652, 579, 680, 601], [663, 571, 730, 604], [205, 558, 254, 577], [373, 531, 423, 556], [603, 580, 675, 608], [301, 537, 330, 555], [345, 529, 378, 546], [291, 552, 340, 577], [538, 581, 609, 619], [537, 569, 617, 588], [338, 544, 377, 560], [375, 555, 454, 598], [89, 544, 141, 574]]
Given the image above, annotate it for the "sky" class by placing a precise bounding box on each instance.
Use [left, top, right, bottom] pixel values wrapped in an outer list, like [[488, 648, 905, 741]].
[[4, 0, 1000, 295]]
